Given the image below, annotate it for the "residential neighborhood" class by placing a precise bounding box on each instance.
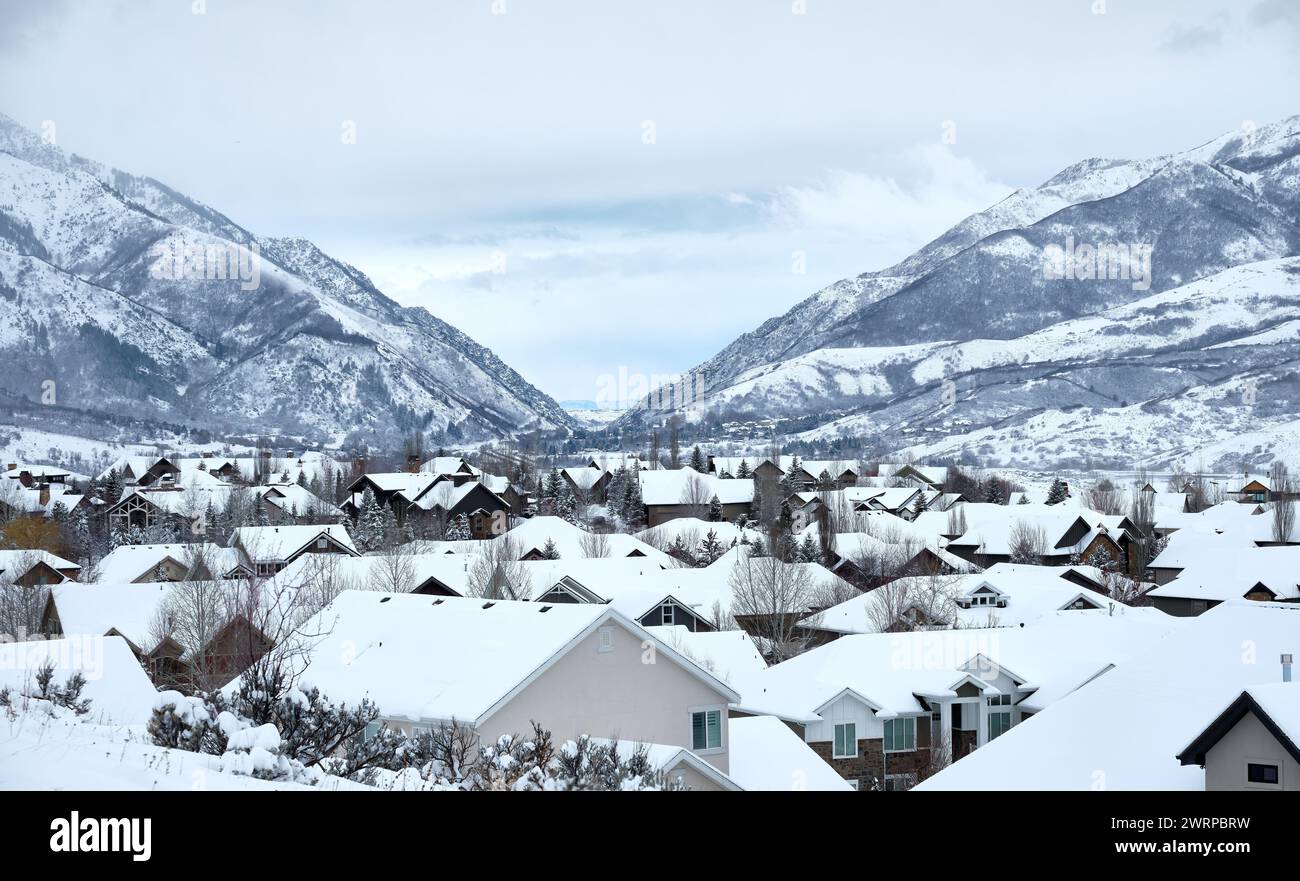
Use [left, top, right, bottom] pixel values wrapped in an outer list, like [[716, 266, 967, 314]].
[[3, 438, 1296, 799]]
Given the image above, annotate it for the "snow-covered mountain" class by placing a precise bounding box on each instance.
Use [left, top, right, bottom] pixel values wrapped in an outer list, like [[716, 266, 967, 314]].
[[0, 113, 574, 443], [619, 117, 1300, 470]]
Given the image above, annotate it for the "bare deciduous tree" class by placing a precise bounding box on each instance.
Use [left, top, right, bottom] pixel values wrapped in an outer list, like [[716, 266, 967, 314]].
[[466, 535, 530, 600], [1270, 462, 1295, 544], [728, 551, 817, 662], [1007, 520, 1048, 565]]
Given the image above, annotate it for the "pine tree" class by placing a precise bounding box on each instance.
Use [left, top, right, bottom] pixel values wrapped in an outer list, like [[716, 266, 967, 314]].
[[356, 488, 385, 551], [540, 538, 560, 560], [557, 485, 578, 524], [698, 529, 724, 566], [622, 476, 645, 529], [1017, 493, 1032, 505], [798, 532, 818, 564], [689, 445, 707, 474], [750, 479, 763, 526], [708, 494, 723, 523], [735, 459, 751, 480], [984, 480, 1005, 505], [817, 469, 835, 491], [1046, 478, 1068, 505]]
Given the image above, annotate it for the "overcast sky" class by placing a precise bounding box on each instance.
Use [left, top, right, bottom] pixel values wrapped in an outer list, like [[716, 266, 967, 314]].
[[1, 0, 1296, 403]]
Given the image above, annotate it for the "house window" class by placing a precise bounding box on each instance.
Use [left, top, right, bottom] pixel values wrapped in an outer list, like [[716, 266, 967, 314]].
[[316, 537, 328, 549], [1247, 763, 1280, 785], [883, 717, 915, 752], [988, 711, 1011, 740], [597, 626, 614, 653], [847, 779, 860, 791], [832, 722, 857, 758], [691, 709, 722, 751], [360, 721, 382, 743], [660, 602, 675, 626]]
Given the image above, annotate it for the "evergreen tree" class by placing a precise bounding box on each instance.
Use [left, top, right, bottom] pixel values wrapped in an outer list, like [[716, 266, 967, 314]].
[[708, 494, 723, 523], [356, 488, 385, 551], [622, 476, 645, 529], [798, 532, 818, 564], [669, 534, 695, 566], [1017, 493, 1032, 505], [688, 445, 707, 474], [1046, 478, 1069, 505], [446, 514, 471, 541], [540, 538, 560, 560], [698, 529, 725, 566], [817, 469, 835, 491], [750, 479, 763, 526], [557, 484, 578, 524], [735, 459, 751, 480], [984, 480, 1005, 505]]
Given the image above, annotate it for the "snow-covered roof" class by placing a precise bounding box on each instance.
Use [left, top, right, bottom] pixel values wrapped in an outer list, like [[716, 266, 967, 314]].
[[0, 636, 158, 726], [1148, 544, 1300, 602], [47, 581, 175, 652], [277, 591, 740, 725], [0, 548, 80, 579], [917, 602, 1300, 791], [419, 456, 481, 477], [947, 503, 1109, 556], [94, 542, 240, 583], [644, 625, 767, 690], [479, 516, 673, 564], [727, 715, 854, 792], [406, 479, 501, 513], [272, 551, 476, 596], [638, 470, 753, 506], [562, 466, 606, 491], [739, 611, 1178, 722], [635, 517, 756, 550], [256, 482, 341, 518], [230, 524, 358, 563], [806, 564, 1125, 635]]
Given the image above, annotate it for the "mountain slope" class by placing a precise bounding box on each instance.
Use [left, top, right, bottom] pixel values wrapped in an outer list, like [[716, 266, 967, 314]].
[[0, 113, 573, 442], [620, 117, 1300, 469]]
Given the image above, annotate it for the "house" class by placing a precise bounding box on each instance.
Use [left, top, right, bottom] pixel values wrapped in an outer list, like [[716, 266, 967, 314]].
[[345, 471, 439, 516], [877, 463, 948, 490], [1177, 678, 1300, 791], [517, 558, 711, 631], [272, 550, 478, 597], [943, 503, 1123, 568], [229, 524, 359, 577], [560, 466, 612, 503], [41, 580, 270, 690], [0, 474, 89, 519], [1146, 544, 1300, 616], [98, 455, 182, 488], [276, 591, 743, 772], [254, 483, 341, 524], [798, 564, 1128, 641], [94, 542, 243, 583], [406, 480, 511, 538], [103, 478, 235, 535], [418, 456, 482, 484], [739, 611, 1177, 790], [639, 470, 753, 526], [0, 549, 81, 585], [472, 516, 675, 564], [916, 602, 1296, 791]]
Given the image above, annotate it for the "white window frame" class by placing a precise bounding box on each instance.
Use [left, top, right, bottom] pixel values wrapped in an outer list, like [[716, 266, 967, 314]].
[[597, 626, 614, 653], [660, 602, 675, 626], [832, 722, 857, 759], [689, 706, 725, 755]]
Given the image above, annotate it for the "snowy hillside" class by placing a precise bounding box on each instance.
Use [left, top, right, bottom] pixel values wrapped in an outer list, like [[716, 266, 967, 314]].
[[0, 114, 574, 443], [618, 117, 1300, 470]]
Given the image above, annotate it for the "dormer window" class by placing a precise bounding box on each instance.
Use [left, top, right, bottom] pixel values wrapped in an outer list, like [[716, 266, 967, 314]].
[[660, 602, 675, 626]]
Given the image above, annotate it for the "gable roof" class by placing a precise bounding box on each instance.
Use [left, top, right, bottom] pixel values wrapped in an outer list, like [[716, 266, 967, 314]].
[[230, 524, 358, 563], [276, 591, 740, 725], [726, 715, 853, 791], [638, 470, 754, 506], [1177, 682, 1300, 767]]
